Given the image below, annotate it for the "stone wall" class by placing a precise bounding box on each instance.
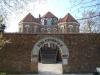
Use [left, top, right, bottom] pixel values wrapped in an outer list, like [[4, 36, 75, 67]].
[[63, 34, 100, 73], [0, 33, 100, 73]]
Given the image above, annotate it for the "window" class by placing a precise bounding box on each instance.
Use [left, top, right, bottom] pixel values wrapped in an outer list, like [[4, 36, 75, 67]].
[[19, 27, 22, 32], [52, 18, 58, 25], [41, 18, 47, 25], [61, 25, 64, 33], [76, 25, 79, 32], [44, 19, 47, 25], [61, 25, 64, 29], [41, 19, 44, 25], [68, 25, 73, 32], [41, 28, 45, 32], [47, 18, 52, 25], [34, 26, 37, 33], [53, 28, 57, 32], [25, 25, 30, 28], [96, 67, 100, 73], [25, 25, 30, 33], [47, 28, 51, 33]]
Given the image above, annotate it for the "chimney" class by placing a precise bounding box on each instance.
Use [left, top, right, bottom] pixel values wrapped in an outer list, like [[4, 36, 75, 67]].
[[39, 14, 41, 24], [39, 14, 41, 19]]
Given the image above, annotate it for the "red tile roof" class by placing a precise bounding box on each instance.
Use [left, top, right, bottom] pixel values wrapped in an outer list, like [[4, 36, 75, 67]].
[[42, 11, 57, 18], [58, 13, 78, 23], [20, 13, 39, 23]]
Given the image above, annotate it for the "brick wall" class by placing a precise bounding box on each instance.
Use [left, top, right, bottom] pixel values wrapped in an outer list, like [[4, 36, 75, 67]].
[[0, 33, 100, 73]]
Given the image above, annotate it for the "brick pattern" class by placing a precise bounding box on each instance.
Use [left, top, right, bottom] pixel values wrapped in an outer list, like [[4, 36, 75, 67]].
[[19, 12, 79, 33], [0, 33, 100, 73]]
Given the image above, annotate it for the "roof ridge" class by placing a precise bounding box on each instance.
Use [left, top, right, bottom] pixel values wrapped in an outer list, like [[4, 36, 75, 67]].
[[42, 11, 57, 18], [58, 13, 78, 23], [20, 13, 38, 23]]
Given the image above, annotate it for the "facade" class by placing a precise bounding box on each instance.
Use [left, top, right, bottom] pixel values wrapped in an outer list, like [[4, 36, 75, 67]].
[[19, 11, 80, 33], [0, 33, 100, 74], [0, 11, 100, 75]]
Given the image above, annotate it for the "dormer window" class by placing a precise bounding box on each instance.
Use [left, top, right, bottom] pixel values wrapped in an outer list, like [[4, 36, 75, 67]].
[[47, 18, 52, 25], [44, 19, 47, 25]]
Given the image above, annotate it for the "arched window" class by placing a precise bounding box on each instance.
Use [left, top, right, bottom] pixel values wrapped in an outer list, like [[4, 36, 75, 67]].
[[76, 25, 79, 32], [60, 25, 64, 33], [41, 18, 47, 25], [19, 27, 21, 32], [47, 18, 52, 25], [41, 19, 44, 25], [68, 25, 73, 32], [25, 25, 30, 33], [19, 25, 22, 32], [53, 28, 57, 33], [34, 26, 37, 33], [44, 19, 47, 25], [41, 28, 45, 32], [47, 28, 51, 33]]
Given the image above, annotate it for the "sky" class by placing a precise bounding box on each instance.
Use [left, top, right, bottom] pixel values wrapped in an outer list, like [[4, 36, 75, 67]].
[[4, 0, 100, 32], [5, 0, 73, 32]]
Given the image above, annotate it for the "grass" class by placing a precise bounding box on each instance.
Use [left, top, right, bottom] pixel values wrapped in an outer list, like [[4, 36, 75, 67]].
[[0, 72, 6, 75]]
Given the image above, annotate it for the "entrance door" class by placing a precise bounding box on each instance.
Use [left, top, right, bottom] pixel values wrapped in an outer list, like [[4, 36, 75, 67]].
[[39, 43, 62, 64], [32, 37, 69, 74], [38, 43, 63, 74]]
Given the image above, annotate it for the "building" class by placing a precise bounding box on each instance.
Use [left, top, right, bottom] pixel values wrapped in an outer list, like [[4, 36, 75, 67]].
[[0, 11, 100, 75], [19, 11, 80, 33], [0, 33, 100, 74]]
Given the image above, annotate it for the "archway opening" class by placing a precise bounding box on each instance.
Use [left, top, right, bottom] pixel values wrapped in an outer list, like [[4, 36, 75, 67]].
[[38, 43, 62, 64], [31, 37, 69, 74], [38, 43, 63, 74]]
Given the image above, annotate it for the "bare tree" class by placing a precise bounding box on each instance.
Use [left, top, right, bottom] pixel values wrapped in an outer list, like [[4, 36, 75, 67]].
[[0, 16, 3, 24], [0, 0, 45, 23], [68, 0, 100, 33], [0, 0, 46, 32], [81, 11, 100, 33]]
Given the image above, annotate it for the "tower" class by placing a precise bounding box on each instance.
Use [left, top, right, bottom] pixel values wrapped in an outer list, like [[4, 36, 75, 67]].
[[19, 12, 80, 33], [58, 13, 80, 33]]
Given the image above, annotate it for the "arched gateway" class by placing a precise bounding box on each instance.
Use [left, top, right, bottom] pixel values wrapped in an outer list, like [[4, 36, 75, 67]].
[[31, 37, 69, 65]]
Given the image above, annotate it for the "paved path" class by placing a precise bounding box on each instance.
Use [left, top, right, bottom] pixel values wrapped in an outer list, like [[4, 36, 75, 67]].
[[38, 63, 63, 75], [8, 63, 93, 75]]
